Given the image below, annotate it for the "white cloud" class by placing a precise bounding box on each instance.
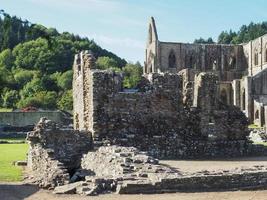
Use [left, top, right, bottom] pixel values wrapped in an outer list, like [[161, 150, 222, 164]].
[[90, 34, 144, 49]]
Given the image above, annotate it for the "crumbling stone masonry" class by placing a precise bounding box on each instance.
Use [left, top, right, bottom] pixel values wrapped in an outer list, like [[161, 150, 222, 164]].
[[73, 51, 251, 159], [28, 142, 267, 195], [26, 118, 92, 188]]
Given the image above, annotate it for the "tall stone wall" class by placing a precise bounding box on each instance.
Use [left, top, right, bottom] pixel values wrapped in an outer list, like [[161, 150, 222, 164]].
[[73, 51, 250, 159]]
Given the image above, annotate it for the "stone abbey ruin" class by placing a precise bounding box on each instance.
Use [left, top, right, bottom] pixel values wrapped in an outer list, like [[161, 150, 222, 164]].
[[26, 18, 267, 195]]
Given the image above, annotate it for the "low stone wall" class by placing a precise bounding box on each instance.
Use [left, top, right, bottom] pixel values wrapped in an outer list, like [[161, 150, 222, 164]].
[[117, 170, 267, 194], [54, 145, 267, 195], [27, 118, 92, 188], [0, 111, 66, 126]]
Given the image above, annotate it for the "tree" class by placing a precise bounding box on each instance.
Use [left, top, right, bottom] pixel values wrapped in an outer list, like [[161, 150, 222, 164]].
[[96, 56, 119, 70], [12, 38, 55, 73], [57, 90, 73, 110], [0, 49, 14, 69], [14, 69, 35, 86], [56, 70, 73, 90], [122, 62, 143, 88], [2, 89, 19, 108], [17, 91, 57, 109], [19, 78, 45, 99], [194, 37, 215, 44]]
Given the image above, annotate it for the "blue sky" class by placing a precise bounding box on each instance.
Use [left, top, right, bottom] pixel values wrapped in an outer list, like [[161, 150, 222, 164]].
[[1, 0, 267, 63]]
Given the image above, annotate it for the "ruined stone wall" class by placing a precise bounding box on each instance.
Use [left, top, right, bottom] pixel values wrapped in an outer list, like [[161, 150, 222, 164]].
[[73, 52, 250, 158], [91, 72, 184, 142], [27, 118, 92, 188], [242, 34, 267, 76]]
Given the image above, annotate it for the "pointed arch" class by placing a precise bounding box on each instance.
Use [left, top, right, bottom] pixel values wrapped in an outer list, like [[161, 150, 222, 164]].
[[168, 50, 176, 68]]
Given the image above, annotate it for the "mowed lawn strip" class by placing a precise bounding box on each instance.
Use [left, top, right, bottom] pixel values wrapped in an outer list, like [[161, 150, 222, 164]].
[[0, 143, 28, 182]]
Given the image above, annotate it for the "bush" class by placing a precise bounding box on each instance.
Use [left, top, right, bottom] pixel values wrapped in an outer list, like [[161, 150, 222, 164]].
[[14, 69, 35, 86], [57, 90, 73, 110], [122, 63, 142, 88], [2, 90, 19, 108], [96, 56, 119, 70], [56, 70, 73, 90], [17, 91, 57, 109]]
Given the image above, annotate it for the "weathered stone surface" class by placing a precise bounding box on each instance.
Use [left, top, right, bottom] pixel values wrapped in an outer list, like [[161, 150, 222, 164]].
[[53, 181, 84, 194], [73, 52, 251, 159], [81, 146, 174, 179], [26, 118, 93, 188], [14, 161, 27, 166], [67, 146, 267, 195]]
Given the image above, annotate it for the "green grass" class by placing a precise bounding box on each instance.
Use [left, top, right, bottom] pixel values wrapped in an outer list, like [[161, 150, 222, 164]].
[[0, 108, 12, 112], [0, 143, 28, 182]]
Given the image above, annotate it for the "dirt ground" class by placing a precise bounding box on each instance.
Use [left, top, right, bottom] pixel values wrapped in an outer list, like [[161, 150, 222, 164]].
[[160, 156, 267, 173], [2, 157, 267, 200], [1, 183, 267, 200]]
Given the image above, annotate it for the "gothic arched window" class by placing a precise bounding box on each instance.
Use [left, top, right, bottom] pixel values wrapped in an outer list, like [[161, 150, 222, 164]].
[[254, 49, 259, 66], [220, 89, 228, 105], [168, 51, 176, 68]]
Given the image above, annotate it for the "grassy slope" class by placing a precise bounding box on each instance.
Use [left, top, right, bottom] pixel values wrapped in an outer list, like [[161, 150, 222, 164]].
[[0, 144, 28, 182]]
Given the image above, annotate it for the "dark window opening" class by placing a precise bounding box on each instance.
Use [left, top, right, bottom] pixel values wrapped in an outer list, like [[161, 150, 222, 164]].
[[254, 50, 259, 66], [255, 110, 259, 119], [220, 89, 228, 105], [242, 89, 246, 110], [168, 51, 176, 68]]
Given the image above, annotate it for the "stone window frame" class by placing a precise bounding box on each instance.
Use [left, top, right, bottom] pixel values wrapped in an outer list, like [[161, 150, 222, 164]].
[[168, 50, 176, 68], [254, 48, 259, 66], [265, 44, 267, 63]]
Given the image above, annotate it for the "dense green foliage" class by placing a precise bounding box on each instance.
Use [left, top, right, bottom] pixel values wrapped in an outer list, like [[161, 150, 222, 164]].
[[218, 22, 267, 44], [194, 37, 215, 44], [0, 11, 143, 110], [194, 22, 267, 44]]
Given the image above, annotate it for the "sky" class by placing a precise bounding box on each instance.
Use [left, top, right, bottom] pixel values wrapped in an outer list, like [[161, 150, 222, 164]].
[[1, 0, 267, 63]]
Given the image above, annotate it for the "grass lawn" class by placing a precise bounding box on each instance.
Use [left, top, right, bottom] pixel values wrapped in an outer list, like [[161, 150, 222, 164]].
[[0, 108, 12, 112], [0, 143, 28, 182]]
